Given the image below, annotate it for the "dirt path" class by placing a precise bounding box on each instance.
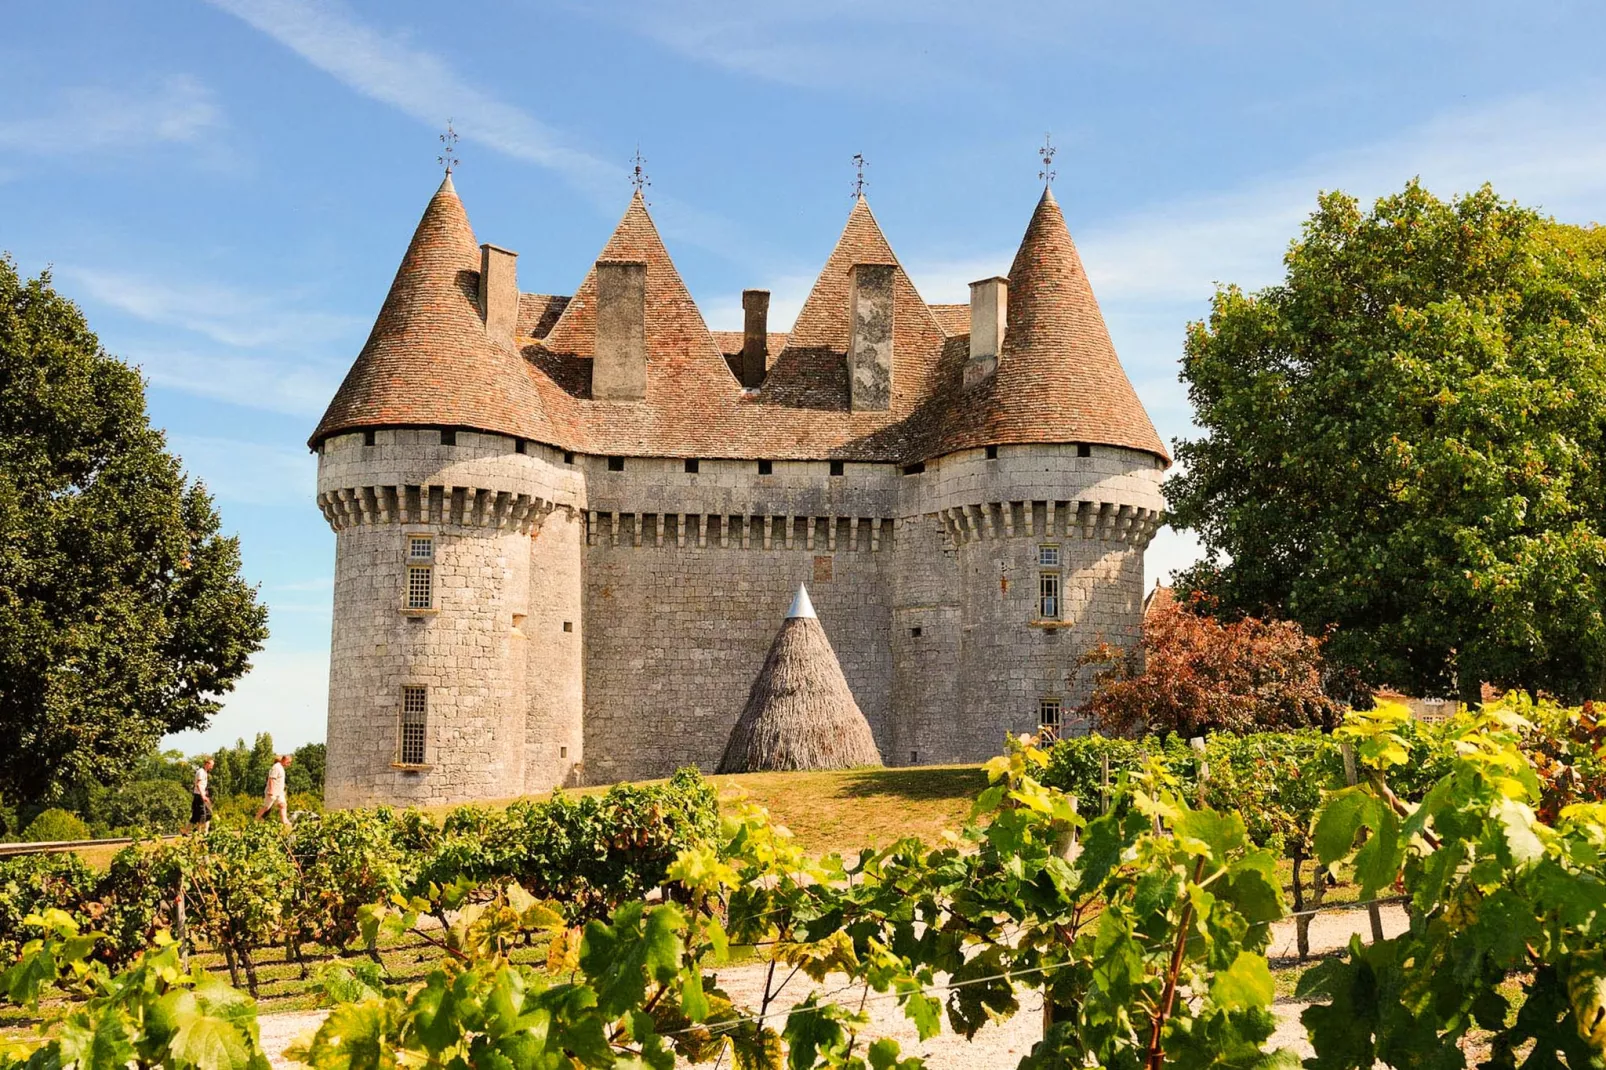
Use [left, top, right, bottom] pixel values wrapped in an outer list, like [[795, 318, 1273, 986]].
[[258, 904, 1411, 1068]]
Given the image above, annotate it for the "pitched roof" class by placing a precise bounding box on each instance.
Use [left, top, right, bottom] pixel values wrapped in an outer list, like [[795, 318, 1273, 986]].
[[927, 303, 970, 335], [312, 180, 1168, 466], [310, 175, 551, 446], [923, 188, 1167, 460], [759, 197, 946, 413], [718, 587, 882, 773]]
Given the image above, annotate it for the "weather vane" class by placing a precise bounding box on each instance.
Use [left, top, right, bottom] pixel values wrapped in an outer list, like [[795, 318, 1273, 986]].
[[1038, 133, 1056, 185], [851, 153, 868, 199], [437, 120, 459, 175], [630, 145, 651, 200]]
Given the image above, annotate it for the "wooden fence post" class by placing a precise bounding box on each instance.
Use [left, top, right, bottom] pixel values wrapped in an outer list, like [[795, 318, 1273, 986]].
[[1340, 741, 1386, 943]]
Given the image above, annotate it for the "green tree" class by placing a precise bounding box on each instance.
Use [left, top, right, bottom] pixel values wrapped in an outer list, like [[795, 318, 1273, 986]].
[[1167, 182, 1606, 702], [0, 258, 268, 806], [288, 742, 325, 796]]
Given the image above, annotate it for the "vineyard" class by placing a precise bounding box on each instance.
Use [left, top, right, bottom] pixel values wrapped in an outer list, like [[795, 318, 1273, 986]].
[[2, 696, 1604, 1069]]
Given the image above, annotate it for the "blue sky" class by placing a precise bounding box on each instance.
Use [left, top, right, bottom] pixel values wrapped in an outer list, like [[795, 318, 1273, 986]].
[[3, 1, 1604, 752]]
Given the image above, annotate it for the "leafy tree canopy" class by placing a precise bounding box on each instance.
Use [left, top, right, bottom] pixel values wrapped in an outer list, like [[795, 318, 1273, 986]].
[[0, 257, 268, 806], [1167, 181, 1606, 702]]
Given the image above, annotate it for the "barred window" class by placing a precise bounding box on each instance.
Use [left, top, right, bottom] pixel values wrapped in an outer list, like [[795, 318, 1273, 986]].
[[406, 565, 433, 610], [400, 687, 427, 765], [408, 536, 433, 560], [1039, 544, 1060, 567], [1039, 571, 1061, 619], [1038, 698, 1063, 738]]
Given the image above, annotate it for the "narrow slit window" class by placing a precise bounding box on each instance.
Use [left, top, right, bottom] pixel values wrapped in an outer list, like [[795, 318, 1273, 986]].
[[757, 460, 773, 475], [400, 687, 427, 765], [829, 460, 845, 477], [407, 565, 433, 610], [1077, 443, 1092, 458], [1038, 571, 1061, 619], [685, 458, 700, 473], [1038, 698, 1063, 738], [985, 445, 998, 460], [363, 429, 376, 446]]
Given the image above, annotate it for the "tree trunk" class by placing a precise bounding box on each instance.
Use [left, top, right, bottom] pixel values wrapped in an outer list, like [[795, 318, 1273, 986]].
[[240, 944, 261, 998], [222, 942, 240, 989]]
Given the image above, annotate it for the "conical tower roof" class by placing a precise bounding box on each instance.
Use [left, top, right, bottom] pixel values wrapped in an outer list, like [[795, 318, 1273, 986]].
[[929, 187, 1166, 461], [718, 585, 883, 773], [310, 175, 549, 446]]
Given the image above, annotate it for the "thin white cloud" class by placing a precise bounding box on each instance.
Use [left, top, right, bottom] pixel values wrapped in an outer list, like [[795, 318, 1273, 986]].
[[64, 267, 363, 350], [163, 646, 330, 752], [0, 74, 222, 156], [1076, 87, 1606, 307], [205, 0, 616, 194], [64, 266, 355, 418], [272, 577, 333, 593], [206, 0, 767, 261], [132, 347, 340, 419], [168, 434, 317, 506], [594, 0, 975, 93]]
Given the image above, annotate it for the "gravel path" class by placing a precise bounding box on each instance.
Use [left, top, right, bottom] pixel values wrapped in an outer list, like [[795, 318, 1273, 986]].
[[258, 903, 1411, 1068]]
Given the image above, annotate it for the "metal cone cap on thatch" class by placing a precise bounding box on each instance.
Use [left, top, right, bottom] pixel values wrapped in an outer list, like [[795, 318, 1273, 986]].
[[718, 585, 883, 773]]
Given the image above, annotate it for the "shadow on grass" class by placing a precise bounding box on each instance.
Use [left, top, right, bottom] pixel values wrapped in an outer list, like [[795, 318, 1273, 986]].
[[833, 765, 988, 802]]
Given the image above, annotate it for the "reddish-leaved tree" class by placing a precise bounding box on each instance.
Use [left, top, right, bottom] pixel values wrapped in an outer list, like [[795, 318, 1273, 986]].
[[1083, 594, 1341, 737]]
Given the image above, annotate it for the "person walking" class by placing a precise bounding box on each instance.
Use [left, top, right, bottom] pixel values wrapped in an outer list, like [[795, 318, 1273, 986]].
[[189, 757, 214, 834], [255, 754, 294, 827]]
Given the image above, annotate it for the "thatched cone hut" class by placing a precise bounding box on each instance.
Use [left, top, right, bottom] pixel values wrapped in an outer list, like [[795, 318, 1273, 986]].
[[718, 585, 883, 773]]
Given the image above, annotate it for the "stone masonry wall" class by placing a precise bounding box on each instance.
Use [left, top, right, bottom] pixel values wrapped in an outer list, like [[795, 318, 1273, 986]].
[[522, 506, 586, 789], [321, 435, 1163, 803], [319, 429, 585, 807]]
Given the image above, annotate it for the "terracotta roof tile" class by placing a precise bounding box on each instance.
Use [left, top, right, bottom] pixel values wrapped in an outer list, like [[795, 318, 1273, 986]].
[[312, 181, 1167, 466], [919, 188, 1168, 461], [928, 303, 970, 335], [517, 293, 569, 339], [311, 175, 552, 447]]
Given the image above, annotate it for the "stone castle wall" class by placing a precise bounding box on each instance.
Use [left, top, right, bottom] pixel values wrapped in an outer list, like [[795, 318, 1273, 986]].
[[318, 433, 1162, 805]]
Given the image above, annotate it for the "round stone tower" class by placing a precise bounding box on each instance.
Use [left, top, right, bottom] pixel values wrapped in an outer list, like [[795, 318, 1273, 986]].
[[888, 188, 1166, 762], [311, 176, 584, 808]]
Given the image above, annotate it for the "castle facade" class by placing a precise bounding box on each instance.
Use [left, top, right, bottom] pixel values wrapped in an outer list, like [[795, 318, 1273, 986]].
[[313, 173, 1167, 808]]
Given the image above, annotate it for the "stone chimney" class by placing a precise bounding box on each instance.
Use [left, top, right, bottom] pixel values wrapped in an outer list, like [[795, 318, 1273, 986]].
[[963, 276, 1007, 387], [739, 289, 770, 388], [848, 263, 895, 411], [593, 259, 647, 401], [479, 244, 519, 346]]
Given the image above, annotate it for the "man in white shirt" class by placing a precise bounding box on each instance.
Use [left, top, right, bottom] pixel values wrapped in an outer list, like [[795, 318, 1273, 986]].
[[189, 757, 214, 833], [254, 754, 294, 827]]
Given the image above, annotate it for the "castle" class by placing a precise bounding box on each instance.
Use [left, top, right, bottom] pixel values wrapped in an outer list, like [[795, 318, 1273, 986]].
[[312, 170, 1168, 808]]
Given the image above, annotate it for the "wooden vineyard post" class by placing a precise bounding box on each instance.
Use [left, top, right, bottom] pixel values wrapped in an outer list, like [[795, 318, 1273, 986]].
[[175, 880, 188, 967], [1341, 741, 1386, 943], [1100, 753, 1111, 814]]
